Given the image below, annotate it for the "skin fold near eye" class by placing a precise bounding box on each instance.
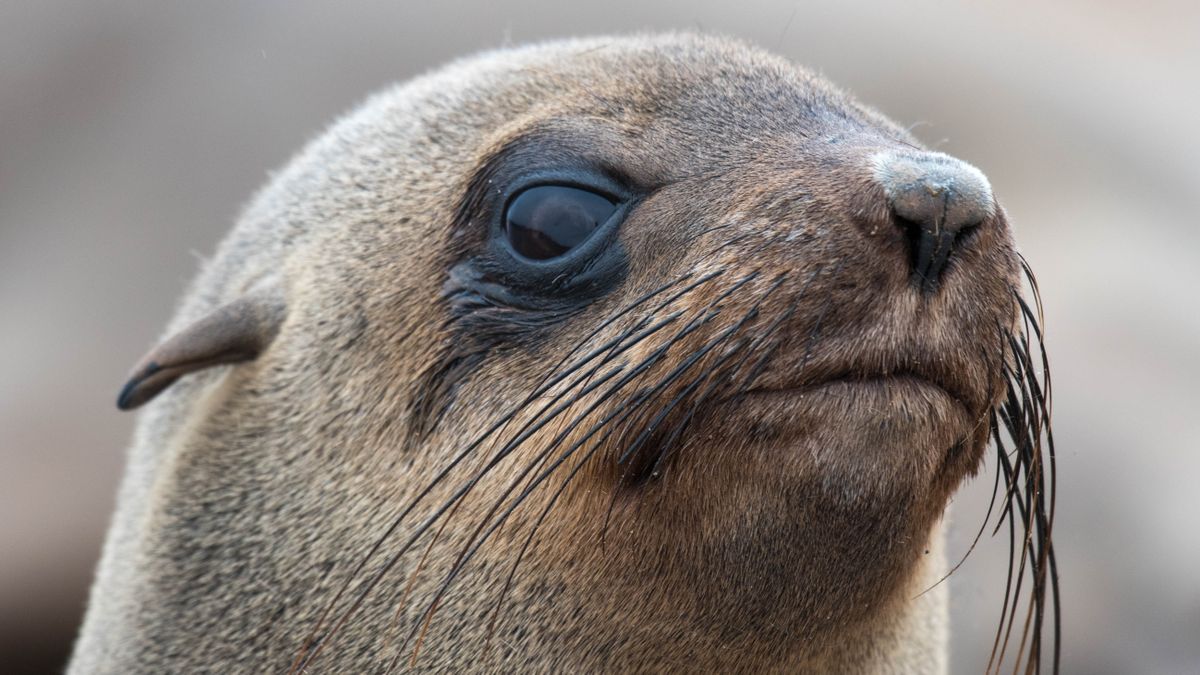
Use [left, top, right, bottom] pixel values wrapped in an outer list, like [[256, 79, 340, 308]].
[[505, 184, 617, 260]]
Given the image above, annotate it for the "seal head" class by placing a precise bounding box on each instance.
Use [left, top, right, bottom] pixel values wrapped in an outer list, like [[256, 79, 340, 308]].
[[73, 33, 1055, 673]]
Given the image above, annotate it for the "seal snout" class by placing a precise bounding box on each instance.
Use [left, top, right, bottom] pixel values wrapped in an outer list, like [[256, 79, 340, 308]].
[[871, 151, 995, 294]]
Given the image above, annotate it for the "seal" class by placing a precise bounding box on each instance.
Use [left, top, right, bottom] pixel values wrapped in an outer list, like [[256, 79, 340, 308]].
[[71, 33, 1058, 673]]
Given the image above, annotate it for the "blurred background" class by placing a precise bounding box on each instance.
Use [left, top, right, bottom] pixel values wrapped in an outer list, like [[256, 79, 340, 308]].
[[2, 1, 1197, 672]]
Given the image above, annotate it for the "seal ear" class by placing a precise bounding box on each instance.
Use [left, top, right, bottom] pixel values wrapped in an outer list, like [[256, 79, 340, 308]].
[[116, 289, 287, 410]]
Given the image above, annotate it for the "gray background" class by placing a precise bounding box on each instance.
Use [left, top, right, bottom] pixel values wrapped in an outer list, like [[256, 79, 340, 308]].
[[2, 1, 1197, 672]]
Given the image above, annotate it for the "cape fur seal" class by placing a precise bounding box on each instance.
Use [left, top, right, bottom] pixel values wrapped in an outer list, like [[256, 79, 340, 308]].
[[72, 33, 1058, 673]]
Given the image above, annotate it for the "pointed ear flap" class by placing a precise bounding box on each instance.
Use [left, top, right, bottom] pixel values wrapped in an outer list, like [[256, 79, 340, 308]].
[[116, 289, 287, 410]]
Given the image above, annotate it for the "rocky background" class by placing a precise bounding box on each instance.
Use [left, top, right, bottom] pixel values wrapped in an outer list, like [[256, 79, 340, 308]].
[[2, 1, 1197, 672]]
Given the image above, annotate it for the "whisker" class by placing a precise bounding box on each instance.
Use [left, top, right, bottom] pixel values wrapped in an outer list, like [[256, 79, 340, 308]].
[[294, 362, 631, 671], [405, 351, 696, 660], [615, 307, 766, 466], [728, 263, 825, 402], [293, 271, 731, 670], [463, 319, 772, 658], [509, 270, 729, 499], [415, 270, 787, 660], [395, 276, 764, 662], [600, 273, 786, 534], [367, 317, 702, 593], [1006, 329, 1057, 675], [984, 306, 1057, 675], [641, 281, 796, 478], [481, 381, 665, 649], [622, 334, 753, 473]]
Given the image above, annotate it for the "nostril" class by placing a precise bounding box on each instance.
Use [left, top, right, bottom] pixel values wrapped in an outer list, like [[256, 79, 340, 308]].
[[952, 217, 982, 249], [893, 214, 929, 282], [872, 150, 995, 294], [895, 212, 982, 294]]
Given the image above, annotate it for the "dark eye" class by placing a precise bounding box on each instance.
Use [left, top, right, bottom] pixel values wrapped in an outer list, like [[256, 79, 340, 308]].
[[504, 185, 617, 260]]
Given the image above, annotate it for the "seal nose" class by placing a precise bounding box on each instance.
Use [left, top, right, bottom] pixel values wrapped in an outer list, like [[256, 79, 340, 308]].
[[872, 151, 995, 293]]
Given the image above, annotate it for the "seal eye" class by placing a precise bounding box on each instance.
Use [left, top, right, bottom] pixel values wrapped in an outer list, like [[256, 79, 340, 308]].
[[504, 185, 617, 260]]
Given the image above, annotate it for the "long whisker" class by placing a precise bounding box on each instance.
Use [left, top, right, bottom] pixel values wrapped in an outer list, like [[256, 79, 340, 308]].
[[409, 266, 783, 661], [727, 262, 826, 403], [495, 336, 760, 634], [914, 429, 1005, 600], [508, 270, 729, 501], [986, 418, 1019, 673], [476, 380, 663, 660], [1017, 263, 1059, 675], [1007, 330, 1056, 675], [411, 288, 777, 656], [293, 361, 631, 671], [293, 271, 729, 670], [983, 293, 1057, 675], [993, 348, 1038, 672], [321, 313, 699, 663], [597, 271, 780, 536], [404, 308, 756, 662], [648, 302, 797, 478], [382, 270, 760, 663], [407, 381, 654, 663]]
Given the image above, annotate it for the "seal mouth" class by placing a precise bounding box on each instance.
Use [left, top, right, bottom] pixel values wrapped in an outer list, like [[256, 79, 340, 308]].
[[736, 369, 975, 417], [609, 353, 988, 489]]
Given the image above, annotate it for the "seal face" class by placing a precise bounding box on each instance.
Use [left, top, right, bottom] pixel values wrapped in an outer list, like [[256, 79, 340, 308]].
[[73, 33, 1057, 673]]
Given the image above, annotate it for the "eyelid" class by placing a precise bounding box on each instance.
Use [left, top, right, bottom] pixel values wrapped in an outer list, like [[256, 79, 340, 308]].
[[499, 169, 630, 210]]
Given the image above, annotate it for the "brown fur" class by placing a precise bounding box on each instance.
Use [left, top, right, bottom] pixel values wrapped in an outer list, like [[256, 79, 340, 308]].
[[71, 33, 1038, 673]]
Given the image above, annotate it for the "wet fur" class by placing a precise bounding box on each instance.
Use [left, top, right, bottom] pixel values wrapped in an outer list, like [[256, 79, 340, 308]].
[[72, 34, 1056, 673]]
